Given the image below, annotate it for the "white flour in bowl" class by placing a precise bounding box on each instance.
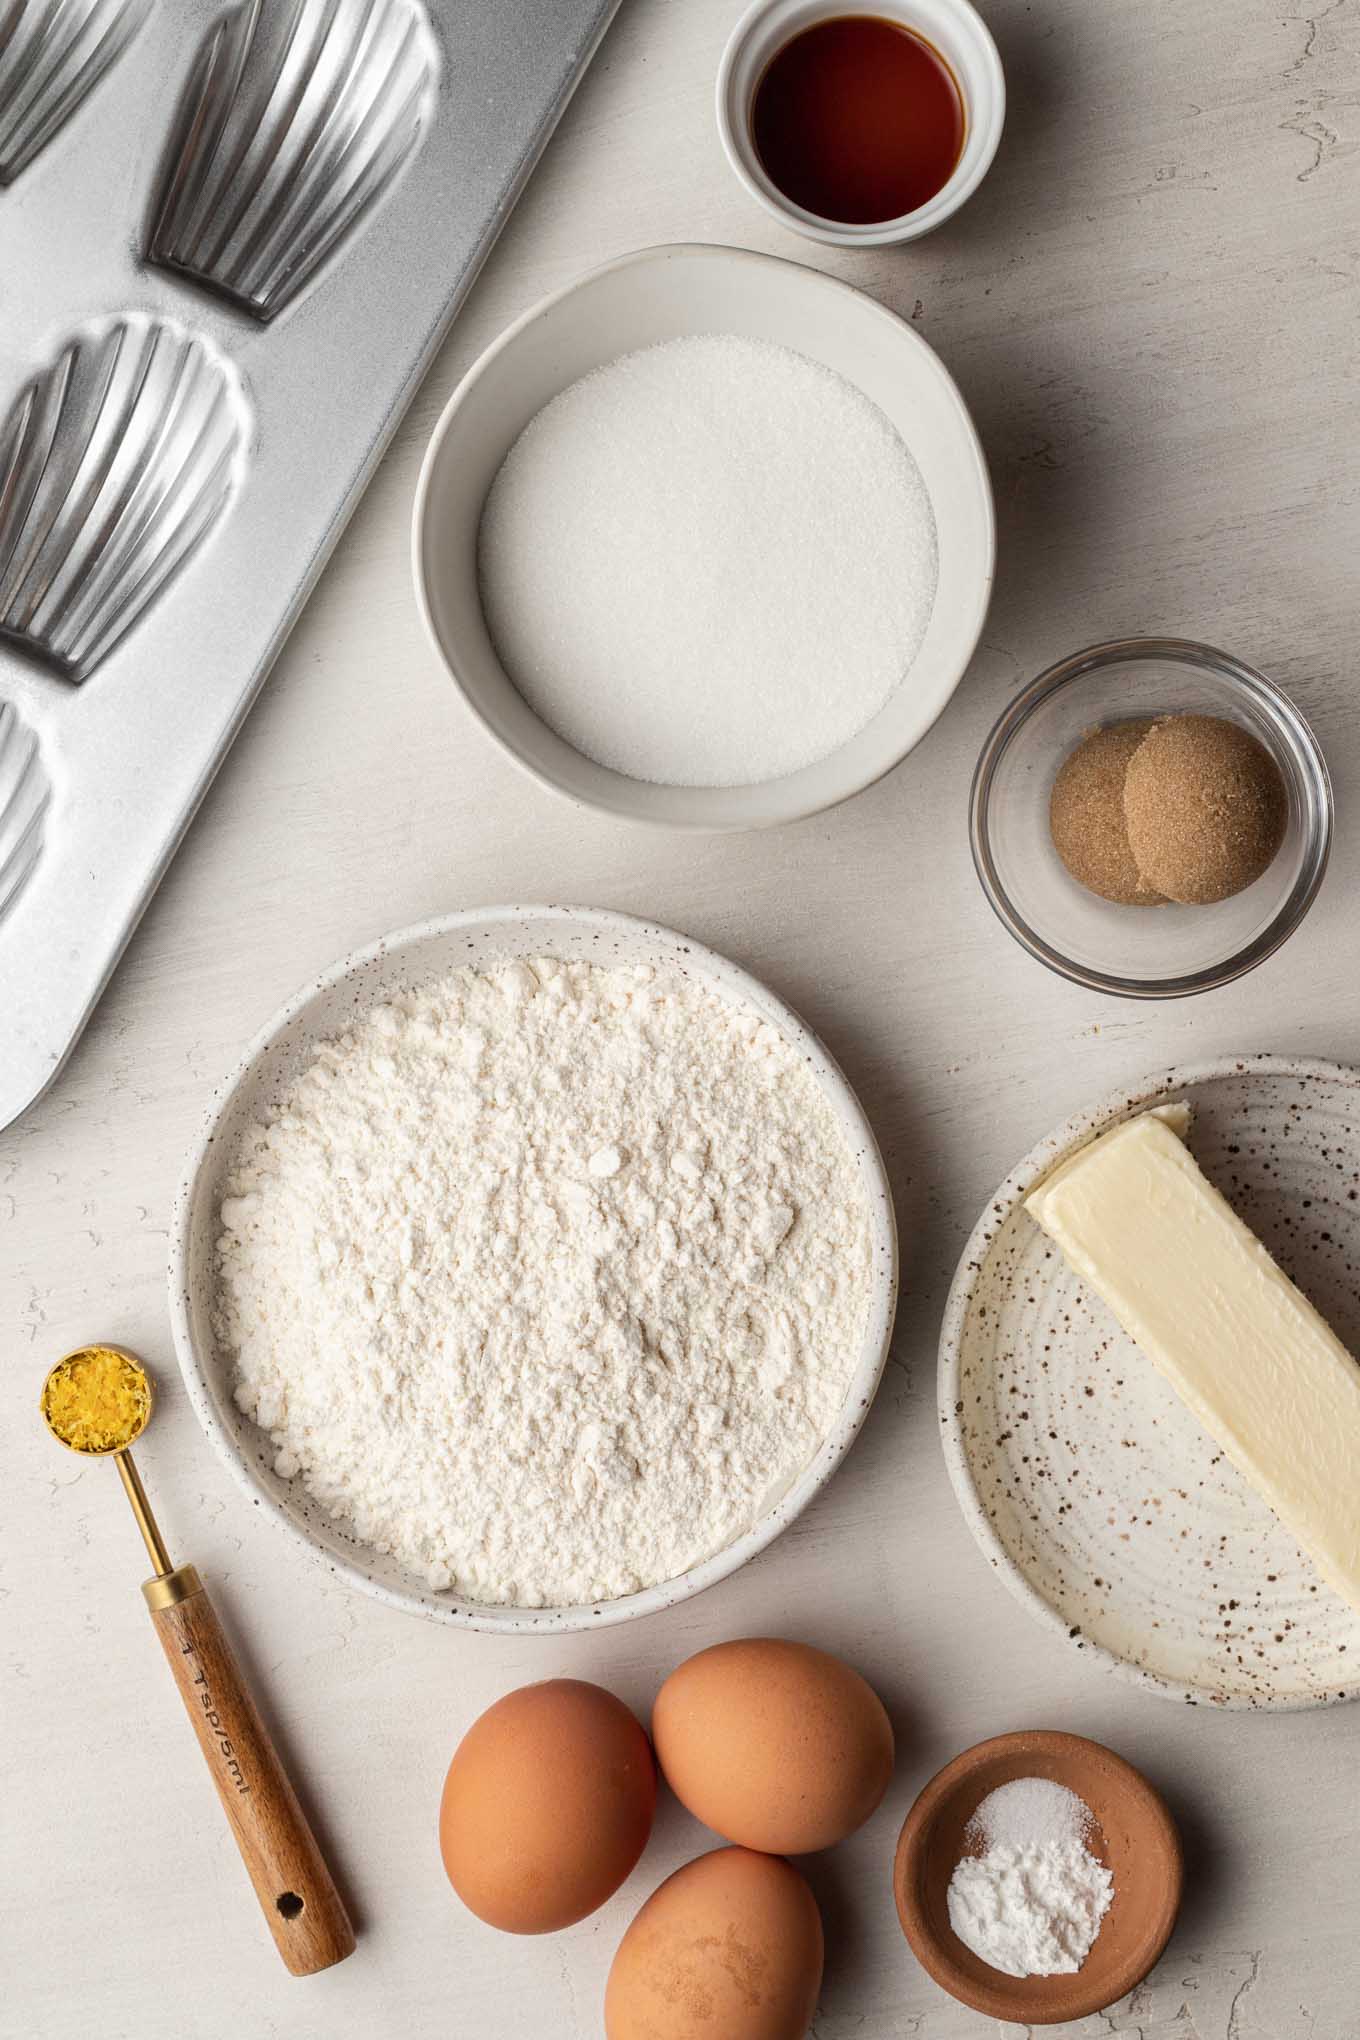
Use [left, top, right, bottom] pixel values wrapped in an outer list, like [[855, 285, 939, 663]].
[[213, 957, 874, 1606]]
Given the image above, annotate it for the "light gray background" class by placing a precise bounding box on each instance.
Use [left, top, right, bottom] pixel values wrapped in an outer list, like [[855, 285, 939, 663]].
[[5, 1, 1358, 2034]]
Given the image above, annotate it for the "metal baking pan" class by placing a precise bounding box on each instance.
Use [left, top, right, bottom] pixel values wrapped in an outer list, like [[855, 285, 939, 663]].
[[0, 0, 620, 1132]]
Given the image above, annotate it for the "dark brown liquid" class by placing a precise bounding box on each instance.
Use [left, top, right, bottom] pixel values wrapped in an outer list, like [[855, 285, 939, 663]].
[[752, 15, 966, 226]]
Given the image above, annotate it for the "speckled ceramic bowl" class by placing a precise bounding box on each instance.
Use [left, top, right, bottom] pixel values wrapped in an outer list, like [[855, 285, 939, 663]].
[[940, 1054, 1360, 1708], [169, 906, 897, 1632]]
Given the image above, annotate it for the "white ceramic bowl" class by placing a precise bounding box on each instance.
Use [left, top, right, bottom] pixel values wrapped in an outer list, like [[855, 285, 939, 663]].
[[169, 906, 898, 1632], [412, 243, 994, 830], [939, 1055, 1360, 1708], [716, 0, 1005, 247]]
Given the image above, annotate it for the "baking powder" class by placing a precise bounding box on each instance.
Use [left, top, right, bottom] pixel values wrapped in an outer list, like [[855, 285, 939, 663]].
[[214, 957, 873, 1605]]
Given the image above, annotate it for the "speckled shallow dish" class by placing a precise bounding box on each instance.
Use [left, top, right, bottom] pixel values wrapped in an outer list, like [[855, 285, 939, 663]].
[[170, 905, 897, 1632], [940, 1055, 1360, 1708]]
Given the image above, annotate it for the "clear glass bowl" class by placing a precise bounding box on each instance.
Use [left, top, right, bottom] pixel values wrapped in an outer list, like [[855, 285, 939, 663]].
[[970, 638, 1332, 999]]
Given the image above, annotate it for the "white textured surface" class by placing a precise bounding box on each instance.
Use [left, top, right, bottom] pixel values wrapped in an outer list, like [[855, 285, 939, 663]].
[[5, 1, 1360, 2036]]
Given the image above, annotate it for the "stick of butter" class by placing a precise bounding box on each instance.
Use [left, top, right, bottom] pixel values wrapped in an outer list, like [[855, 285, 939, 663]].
[[1026, 1105, 1360, 1616]]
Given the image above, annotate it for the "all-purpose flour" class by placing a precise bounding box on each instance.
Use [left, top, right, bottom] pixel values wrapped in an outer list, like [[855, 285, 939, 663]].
[[214, 957, 874, 1605]]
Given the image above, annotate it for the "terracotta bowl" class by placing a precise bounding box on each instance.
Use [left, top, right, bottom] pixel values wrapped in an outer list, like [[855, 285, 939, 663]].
[[893, 1730, 1182, 2025]]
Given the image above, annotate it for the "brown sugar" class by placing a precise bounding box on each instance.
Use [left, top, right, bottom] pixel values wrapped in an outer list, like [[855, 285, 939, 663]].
[[1049, 713, 1287, 908], [1049, 721, 1165, 905], [1123, 715, 1287, 904]]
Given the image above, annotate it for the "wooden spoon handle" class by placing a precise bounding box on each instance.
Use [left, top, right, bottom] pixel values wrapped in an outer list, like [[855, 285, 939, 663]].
[[144, 1565, 356, 1976]]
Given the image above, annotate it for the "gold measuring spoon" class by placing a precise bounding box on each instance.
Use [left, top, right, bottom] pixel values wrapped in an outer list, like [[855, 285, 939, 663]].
[[41, 1344, 355, 1976]]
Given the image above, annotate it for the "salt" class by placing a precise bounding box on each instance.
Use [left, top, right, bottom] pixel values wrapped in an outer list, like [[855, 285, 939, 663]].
[[478, 334, 938, 788], [967, 1776, 1097, 1852]]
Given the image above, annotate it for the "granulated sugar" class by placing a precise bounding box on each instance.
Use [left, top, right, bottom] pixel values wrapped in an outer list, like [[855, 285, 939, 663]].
[[214, 957, 874, 1606], [478, 335, 938, 787]]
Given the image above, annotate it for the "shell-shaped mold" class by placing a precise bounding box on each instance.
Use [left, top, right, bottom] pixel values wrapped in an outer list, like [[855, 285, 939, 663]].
[[148, 0, 440, 322], [0, 315, 250, 679], [0, 700, 49, 921], [0, 0, 150, 184]]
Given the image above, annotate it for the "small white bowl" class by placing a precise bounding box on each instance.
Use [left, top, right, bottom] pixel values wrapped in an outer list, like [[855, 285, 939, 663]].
[[716, 0, 1005, 247], [168, 905, 898, 1633], [412, 243, 994, 830]]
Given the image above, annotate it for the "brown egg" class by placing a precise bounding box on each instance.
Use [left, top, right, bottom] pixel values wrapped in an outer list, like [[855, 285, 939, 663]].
[[605, 1846, 823, 2040], [439, 1678, 655, 1932], [652, 1637, 894, 1854]]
